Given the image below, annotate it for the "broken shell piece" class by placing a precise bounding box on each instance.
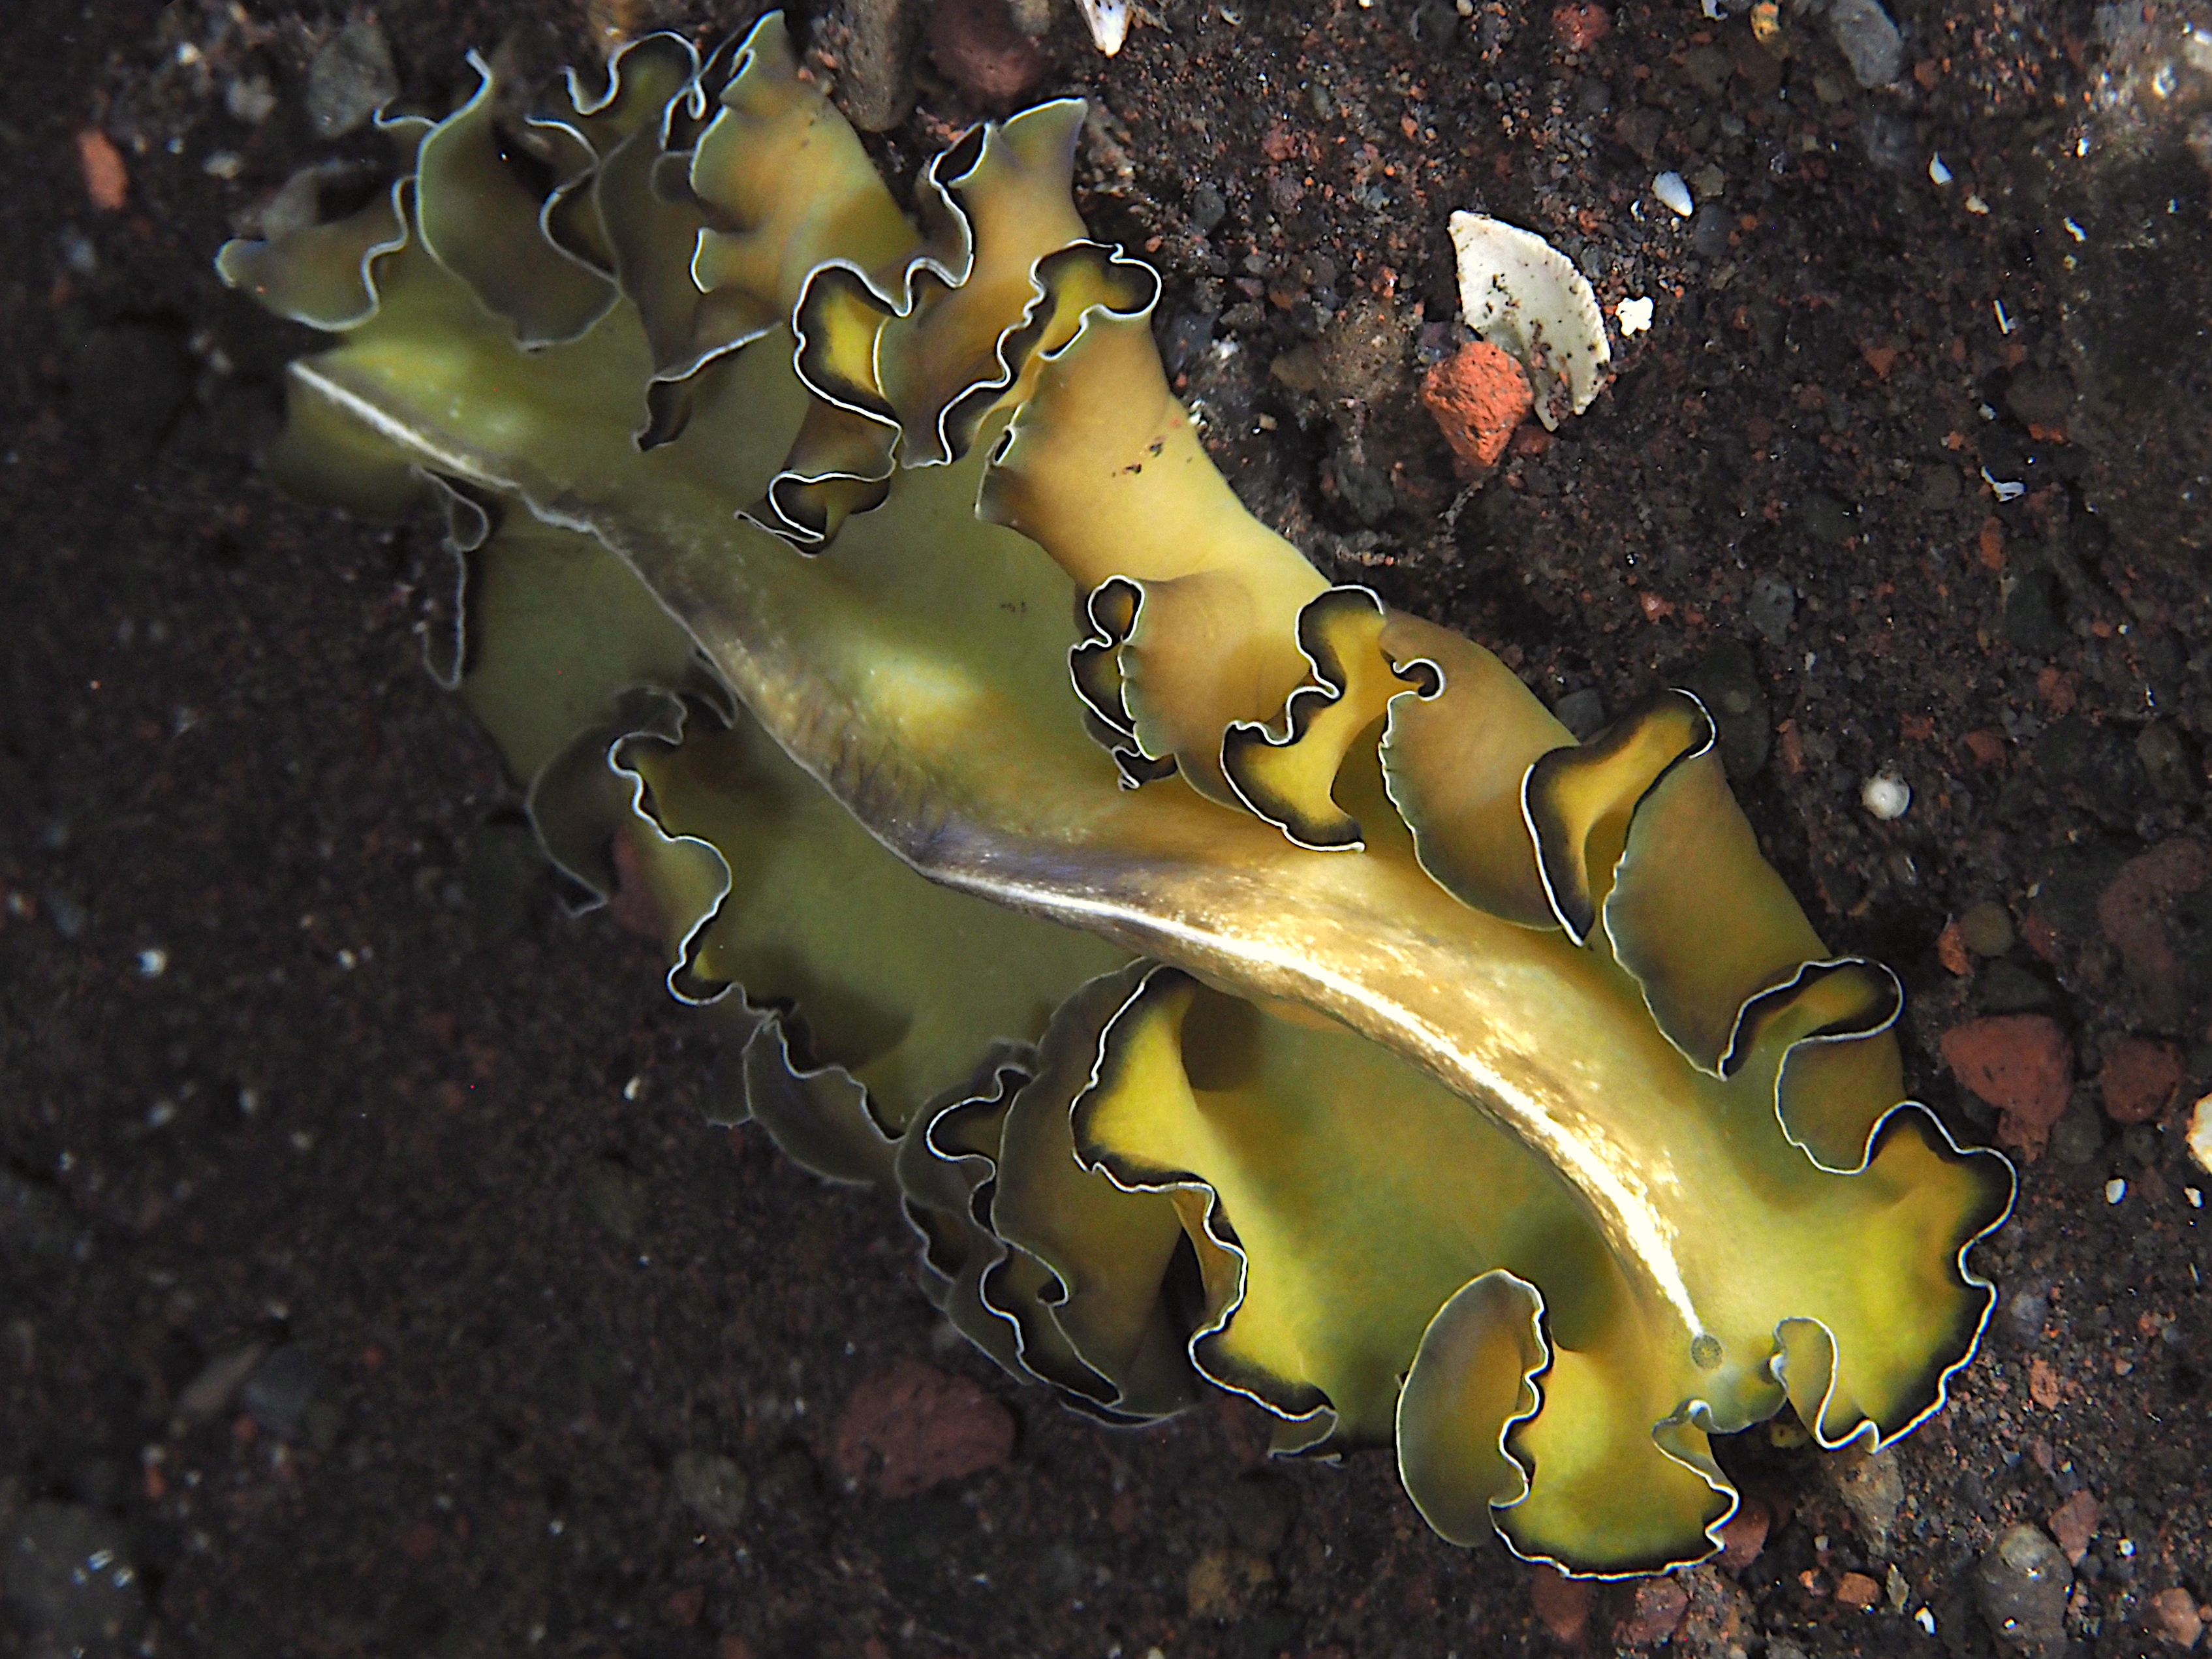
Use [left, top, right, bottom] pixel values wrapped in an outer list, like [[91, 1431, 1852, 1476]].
[[1615, 296, 1655, 337], [2188, 1093, 2212, 1177], [1074, 0, 1131, 54], [1447, 212, 1613, 430]]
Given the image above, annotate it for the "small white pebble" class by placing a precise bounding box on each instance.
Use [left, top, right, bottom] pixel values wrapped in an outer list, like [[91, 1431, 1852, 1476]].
[[201, 151, 243, 179], [2119, 1538, 2135, 1558], [1915, 1605, 1939, 1636], [1965, 193, 1991, 215], [2106, 1177, 2127, 1205], [1861, 771, 1911, 820], [2185, 1186, 2202, 1209], [2064, 216, 2087, 241], [1653, 171, 1694, 217], [1615, 296, 1655, 336], [1928, 153, 1953, 185], [1982, 467, 2027, 504], [2187, 1093, 2212, 1177], [335, 948, 358, 970], [136, 947, 170, 979]]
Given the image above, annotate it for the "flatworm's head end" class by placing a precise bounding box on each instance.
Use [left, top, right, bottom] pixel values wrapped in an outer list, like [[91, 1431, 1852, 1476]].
[[1397, 1273, 1736, 1576], [1775, 1104, 2016, 1452]]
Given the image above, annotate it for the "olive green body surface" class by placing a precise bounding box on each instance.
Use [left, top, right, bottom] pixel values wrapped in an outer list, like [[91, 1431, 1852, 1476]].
[[219, 14, 2013, 1575]]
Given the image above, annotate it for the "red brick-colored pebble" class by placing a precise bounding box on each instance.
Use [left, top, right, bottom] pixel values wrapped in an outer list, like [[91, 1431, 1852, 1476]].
[[1551, 2, 1613, 49], [1614, 1576, 1689, 1645], [1529, 1562, 1593, 1643], [606, 825, 666, 940], [1421, 341, 1534, 471], [1718, 1495, 1770, 1570], [76, 128, 129, 211], [2101, 1035, 2185, 1124], [2048, 1489, 2099, 1565], [2098, 838, 2211, 1024], [831, 1357, 1014, 1499], [1939, 1013, 2073, 1158], [929, 0, 1050, 106]]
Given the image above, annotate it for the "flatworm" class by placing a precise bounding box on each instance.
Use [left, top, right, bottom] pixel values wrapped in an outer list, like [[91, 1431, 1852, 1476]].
[[218, 14, 2014, 1575]]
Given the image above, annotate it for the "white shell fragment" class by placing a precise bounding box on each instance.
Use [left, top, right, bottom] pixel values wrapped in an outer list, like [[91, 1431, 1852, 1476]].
[[1929, 153, 1954, 185], [1653, 170, 1694, 217], [1861, 771, 1911, 820], [1615, 295, 1655, 337], [1074, 0, 1130, 54], [2106, 1177, 2128, 1205], [2189, 1093, 2212, 1177], [1448, 211, 1613, 430]]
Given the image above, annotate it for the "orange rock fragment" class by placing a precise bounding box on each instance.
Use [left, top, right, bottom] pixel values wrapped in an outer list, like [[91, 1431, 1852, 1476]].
[[1978, 516, 2006, 570], [1939, 1013, 2073, 1158], [2149, 1587, 2205, 1650], [2029, 1356, 2061, 1408], [1551, 2, 1613, 49], [1421, 341, 1534, 471], [1834, 1571, 1882, 1610], [2101, 1035, 2185, 1124], [1936, 920, 1972, 977], [2048, 1489, 2099, 1564], [76, 128, 129, 211]]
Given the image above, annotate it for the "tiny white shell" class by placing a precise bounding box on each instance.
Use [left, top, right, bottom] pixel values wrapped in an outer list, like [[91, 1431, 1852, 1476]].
[[1861, 771, 1911, 820], [2189, 1092, 2212, 1177], [1653, 170, 1694, 217]]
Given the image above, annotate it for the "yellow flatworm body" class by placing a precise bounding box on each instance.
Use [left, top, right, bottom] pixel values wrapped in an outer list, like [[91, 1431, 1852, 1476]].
[[218, 15, 2013, 1576]]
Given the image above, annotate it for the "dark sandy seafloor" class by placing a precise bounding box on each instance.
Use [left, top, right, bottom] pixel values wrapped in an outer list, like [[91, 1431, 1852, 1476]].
[[4, 0, 2212, 1655]]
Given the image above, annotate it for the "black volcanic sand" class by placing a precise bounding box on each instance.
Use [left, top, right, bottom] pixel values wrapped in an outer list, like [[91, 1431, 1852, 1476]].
[[3, 1, 2209, 1655]]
